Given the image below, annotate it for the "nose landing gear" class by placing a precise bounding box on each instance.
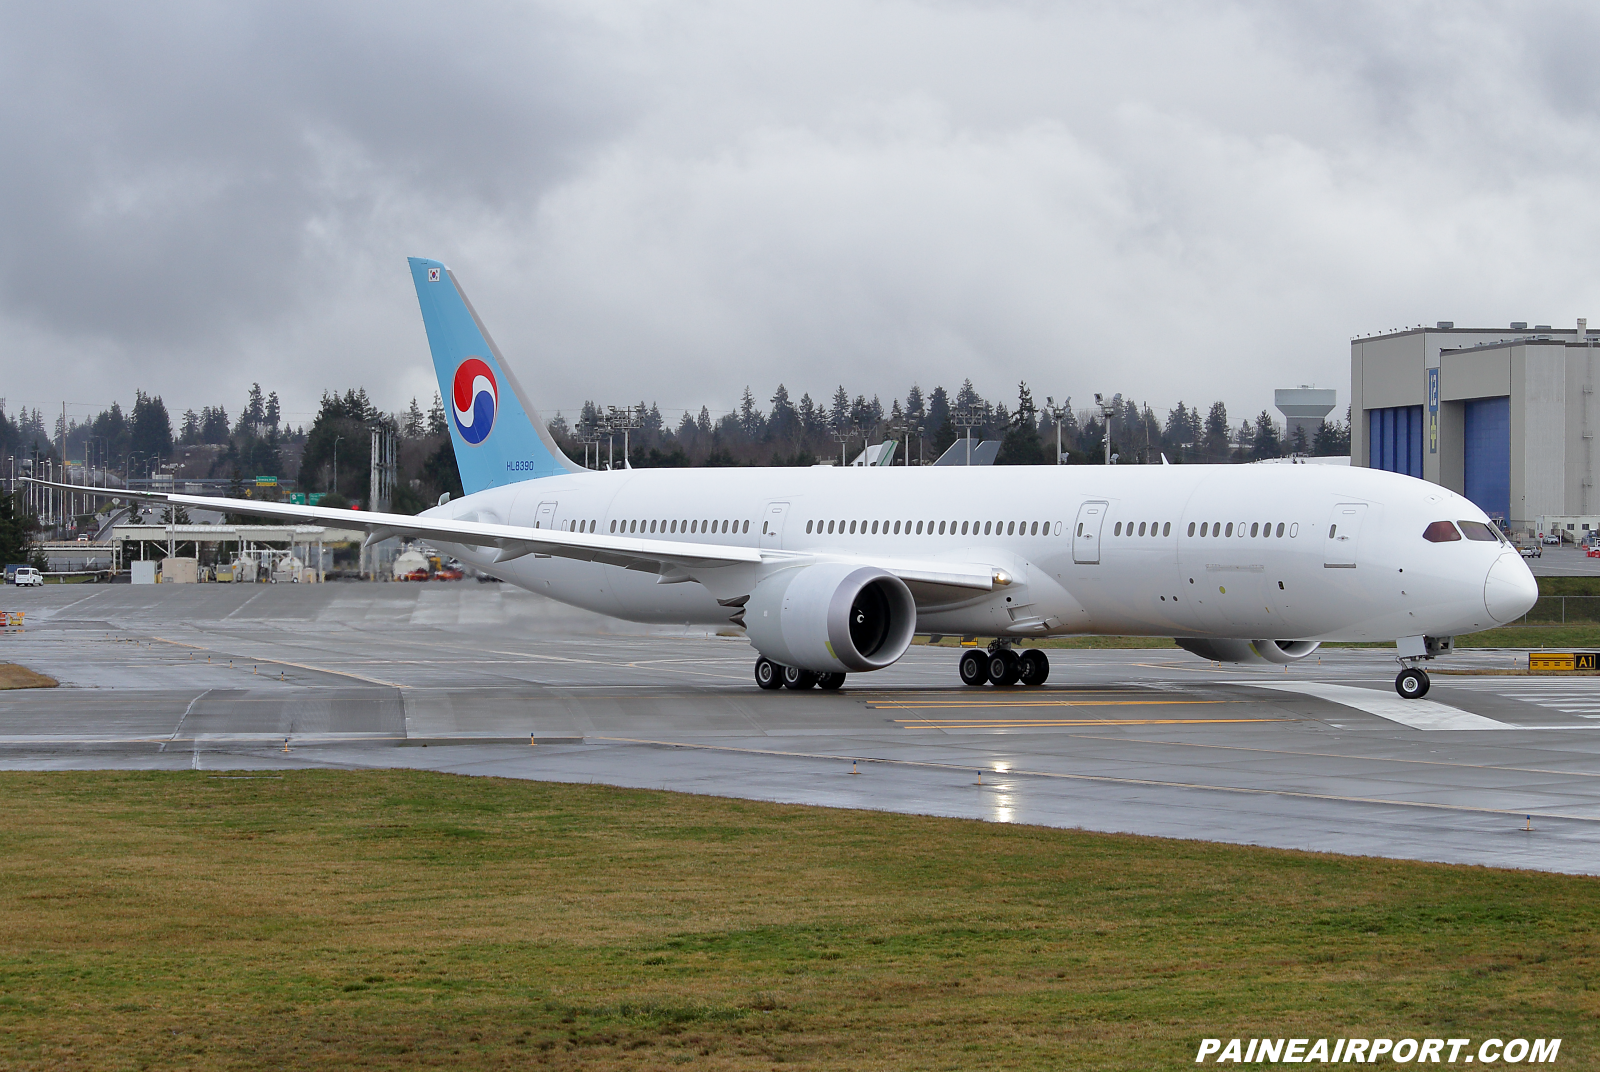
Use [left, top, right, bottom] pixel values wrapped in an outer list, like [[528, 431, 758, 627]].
[[1395, 666, 1430, 699]]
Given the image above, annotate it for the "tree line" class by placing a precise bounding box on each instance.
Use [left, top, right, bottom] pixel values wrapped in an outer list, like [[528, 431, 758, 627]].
[[550, 382, 1351, 469]]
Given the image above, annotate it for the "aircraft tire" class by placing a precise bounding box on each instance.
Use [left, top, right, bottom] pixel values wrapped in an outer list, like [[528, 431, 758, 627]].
[[816, 672, 846, 691], [988, 649, 1022, 686], [782, 665, 819, 690], [959, 649, 989, 686], [755, 657, 783, 690], [1395, 667, 1430, 699], [1018, 649, 1050, 687]]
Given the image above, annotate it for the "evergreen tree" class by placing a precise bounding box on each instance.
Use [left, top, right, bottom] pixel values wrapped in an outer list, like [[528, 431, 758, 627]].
[[829, 385, 850, 429], [0, 492, 37, 568], [1163, 402, 1193, 451], [179, 409, 200, 444], [905, 384, 925, 425], [926, 386, 950, 432], [1202, 402, 1231, 461], [427, 392, 447, 436], [242, 383, 265, 432], [738, 387, 763, 438], [129, 391, 173, 461], [265, 391, 281, 431], [696, 406, 712, 436], [796, 394, 819, 437], [1291, 424, 1310, 455], [769, 384, 797, 442], [404, 397, 425, 438]]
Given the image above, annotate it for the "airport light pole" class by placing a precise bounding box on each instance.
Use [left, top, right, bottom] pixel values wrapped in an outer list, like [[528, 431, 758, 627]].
[[833, 424, 858, 466], [1094, 393, 1116, 466], [606, 406, 641, 468], [951, 408, 983, 465], [1045, 397, 1068, 464]]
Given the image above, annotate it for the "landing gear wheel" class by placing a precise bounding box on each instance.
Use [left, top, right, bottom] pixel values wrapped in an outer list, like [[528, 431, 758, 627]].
[[987, 649, 1021, 686], [959, 649, 990, 686], [1395, 667, 1430, 699], [816, 672, 846, 691], [755, 657, 783, 691], [782, 665, 818, 690], [1018, 649, 1050, 687]]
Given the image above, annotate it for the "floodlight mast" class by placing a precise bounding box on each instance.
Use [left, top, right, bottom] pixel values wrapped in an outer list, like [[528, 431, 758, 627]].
[[951, 407, 983, 465], [1045, 396, 1068, 465], [1094, 393, 1117, 466]]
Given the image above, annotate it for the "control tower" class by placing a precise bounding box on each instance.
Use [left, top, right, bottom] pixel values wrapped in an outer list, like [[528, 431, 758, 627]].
[[1275, 387, 1337, 450]]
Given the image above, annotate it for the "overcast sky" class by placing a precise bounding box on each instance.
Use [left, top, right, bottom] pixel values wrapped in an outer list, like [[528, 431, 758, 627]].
[[4, 1, 1599, 431]]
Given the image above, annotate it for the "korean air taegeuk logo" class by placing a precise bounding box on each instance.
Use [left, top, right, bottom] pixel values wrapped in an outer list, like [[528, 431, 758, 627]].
[[452, 358, 497, 446]]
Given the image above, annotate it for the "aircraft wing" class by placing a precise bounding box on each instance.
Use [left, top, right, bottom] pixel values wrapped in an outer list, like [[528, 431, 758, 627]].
[[25, 480, 999, 592]]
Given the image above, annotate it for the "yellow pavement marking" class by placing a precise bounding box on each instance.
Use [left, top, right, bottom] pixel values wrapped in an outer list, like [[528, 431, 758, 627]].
[[868, 698, 1236, 709], [893, 717, 1292, 728]]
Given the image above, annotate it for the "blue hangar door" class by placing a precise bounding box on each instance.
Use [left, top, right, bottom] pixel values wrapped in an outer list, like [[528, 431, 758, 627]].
[[1463, 396, 1510, 525], [1367, 405, 1424, 478]]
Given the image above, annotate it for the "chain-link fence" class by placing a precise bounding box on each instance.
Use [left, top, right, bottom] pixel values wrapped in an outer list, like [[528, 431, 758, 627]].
[[1519, 596, 1600, 624]]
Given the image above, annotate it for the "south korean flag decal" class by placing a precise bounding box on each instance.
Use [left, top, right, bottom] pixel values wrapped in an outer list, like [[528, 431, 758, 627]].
[[427, 267, 441, 282]]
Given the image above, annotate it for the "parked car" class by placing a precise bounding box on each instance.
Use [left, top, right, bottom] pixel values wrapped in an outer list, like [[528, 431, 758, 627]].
[[1519, 544, 1542, 559], [1543, 535, 1563, 545], [12, 567, 43, 587]]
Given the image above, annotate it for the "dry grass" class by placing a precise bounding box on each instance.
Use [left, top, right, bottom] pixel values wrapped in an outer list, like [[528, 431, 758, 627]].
[[0, 663, 57, 689], [0, 771, 1595, 1069]]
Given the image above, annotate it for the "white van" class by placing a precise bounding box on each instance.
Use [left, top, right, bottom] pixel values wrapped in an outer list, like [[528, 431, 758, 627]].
[[12, 567, 43, 587]]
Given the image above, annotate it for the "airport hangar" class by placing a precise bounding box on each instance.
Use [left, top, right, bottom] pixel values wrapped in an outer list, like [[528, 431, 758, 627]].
[[1353, 319, 1600, 539]]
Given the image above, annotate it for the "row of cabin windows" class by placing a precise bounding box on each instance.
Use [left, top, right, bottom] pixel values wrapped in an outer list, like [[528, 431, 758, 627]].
[[805, 518, 1053, 537], [1189, 521, 1299, 538], [1108, 520, 1301, 538], [608, 518, 750, 535]]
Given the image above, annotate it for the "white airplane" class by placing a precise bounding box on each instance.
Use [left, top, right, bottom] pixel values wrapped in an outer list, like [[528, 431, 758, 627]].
[[38, 258, 1539, 698]]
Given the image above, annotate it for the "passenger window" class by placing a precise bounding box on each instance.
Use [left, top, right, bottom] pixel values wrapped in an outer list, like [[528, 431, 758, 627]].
[[724, 520, 730, 532], [936, 521, 944, 535], [1114, 522, 1122, 536], [1076, 522, 1083, 536], [742, 520, 749, 533], [1136, 522, 1145, 536], [1250, 523, 1258, 537], [1423, 521, 1460, 542], [1187, 522, 1195, 536], [1290, 523, 1299, 537], [1003, 521, 1012, 535], [807, 520, 813, 533], [1162, 522, 1170, 537], [916, 521, 923, 535], [1225, 523, 1233, 537], [1275, 523, 1284, 537], [610, 520, 617, 533], [669, 520, 677, 533], [983, 521, 992, 535], [1457, 520, 1498, 542], [1328, 524, 1337, 538], [828, 520, 835, 534], [1030, 522, 1038, 535], [961, 521, 969, 535]]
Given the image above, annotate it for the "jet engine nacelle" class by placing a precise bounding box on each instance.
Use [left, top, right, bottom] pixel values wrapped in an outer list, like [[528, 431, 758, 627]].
[[1175, 638, 1321, 665], [745, 564, 917, 674]]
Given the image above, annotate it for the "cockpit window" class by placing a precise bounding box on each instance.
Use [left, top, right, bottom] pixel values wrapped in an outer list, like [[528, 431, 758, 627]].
[[1423, 521, 1461, 543], [1458, 520, 1499, 542]]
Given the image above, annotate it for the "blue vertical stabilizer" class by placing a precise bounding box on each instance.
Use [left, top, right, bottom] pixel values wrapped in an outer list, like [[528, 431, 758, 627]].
[[408, 257, 579, 494]]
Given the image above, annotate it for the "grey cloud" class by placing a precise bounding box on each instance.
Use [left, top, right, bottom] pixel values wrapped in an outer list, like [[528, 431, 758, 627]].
[[4, 1, 1600, 428]]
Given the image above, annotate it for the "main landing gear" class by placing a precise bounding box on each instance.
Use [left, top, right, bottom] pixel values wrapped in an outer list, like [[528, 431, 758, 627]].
[[754, 657, 844, 692], [960, 642, 1050, 687], [1395, 666, 1430, 699]]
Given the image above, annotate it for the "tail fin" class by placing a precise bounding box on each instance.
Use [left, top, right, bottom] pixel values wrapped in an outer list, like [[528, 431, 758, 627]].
[[408, 257, 580, 494]]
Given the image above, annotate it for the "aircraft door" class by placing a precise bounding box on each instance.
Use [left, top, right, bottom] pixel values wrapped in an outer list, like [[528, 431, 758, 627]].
[[761, 502, 790, 549], [534, 501, 559, 529], [1324, 503, 1367, 568], [1073, 501, 1108, 564]]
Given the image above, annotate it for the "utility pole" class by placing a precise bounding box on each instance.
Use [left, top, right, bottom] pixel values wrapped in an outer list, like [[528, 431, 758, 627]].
[[833, 424, 858, 466], [333, 435, 344, 496]]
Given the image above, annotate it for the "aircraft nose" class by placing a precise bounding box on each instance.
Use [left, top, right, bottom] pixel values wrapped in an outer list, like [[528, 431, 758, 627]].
[[1484, 552, 1539, 623]]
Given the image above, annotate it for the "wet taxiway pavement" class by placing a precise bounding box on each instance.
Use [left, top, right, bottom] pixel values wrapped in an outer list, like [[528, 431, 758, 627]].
[[3, 583, 1599, 874]]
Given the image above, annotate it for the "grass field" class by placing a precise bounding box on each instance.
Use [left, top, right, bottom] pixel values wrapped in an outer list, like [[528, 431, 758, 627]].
[[0, 663, 56, 689], [0, 771, 1593, 1069]]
